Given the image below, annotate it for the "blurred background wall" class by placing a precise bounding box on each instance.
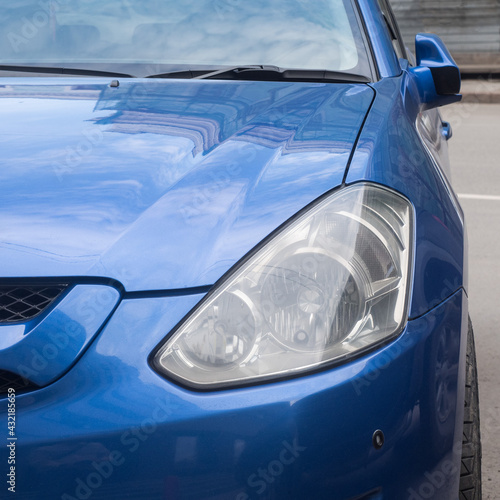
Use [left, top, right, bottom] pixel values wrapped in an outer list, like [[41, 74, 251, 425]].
[[390, 0, 500, 73]]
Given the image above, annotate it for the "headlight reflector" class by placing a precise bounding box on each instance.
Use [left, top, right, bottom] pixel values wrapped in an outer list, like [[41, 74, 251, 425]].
[[152, 183, 413, 389]]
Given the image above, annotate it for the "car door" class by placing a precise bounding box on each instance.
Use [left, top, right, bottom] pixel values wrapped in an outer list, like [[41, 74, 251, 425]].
[[378, 0, 454, 181]]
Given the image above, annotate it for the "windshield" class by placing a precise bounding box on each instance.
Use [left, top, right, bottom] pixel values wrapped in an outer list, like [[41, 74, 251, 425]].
[[1, 0, 371, 78]]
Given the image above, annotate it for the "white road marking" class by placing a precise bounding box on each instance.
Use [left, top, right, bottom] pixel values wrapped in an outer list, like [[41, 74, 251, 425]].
[[458, 193, 500, 201]]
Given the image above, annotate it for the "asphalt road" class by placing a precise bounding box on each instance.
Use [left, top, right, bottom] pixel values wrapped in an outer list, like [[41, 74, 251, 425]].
[[441, 103, 500, 500]]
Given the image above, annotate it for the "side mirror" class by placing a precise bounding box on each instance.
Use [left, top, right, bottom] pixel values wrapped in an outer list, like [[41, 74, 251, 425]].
[[409, 33, 462, 110]]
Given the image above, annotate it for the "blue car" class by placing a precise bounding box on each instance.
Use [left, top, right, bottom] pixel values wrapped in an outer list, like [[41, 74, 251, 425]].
[[0, 1, 481, 499]]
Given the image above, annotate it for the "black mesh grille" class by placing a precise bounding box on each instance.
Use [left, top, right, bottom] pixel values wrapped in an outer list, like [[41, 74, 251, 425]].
[[0, 284, 68, 323], [0, 370, 39, 396]]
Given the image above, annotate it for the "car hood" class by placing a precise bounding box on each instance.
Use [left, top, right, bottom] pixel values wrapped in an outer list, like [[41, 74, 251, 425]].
[[0, 78, 374, 291]]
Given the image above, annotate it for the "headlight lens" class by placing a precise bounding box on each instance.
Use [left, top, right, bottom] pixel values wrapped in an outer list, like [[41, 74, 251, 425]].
[[152, 183, 414, 389]]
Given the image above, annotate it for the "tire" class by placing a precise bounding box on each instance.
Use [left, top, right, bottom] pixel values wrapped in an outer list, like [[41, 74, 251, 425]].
[[459, 317, 482, 499]]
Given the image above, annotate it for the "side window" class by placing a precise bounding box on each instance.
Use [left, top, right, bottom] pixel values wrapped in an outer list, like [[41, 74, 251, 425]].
[[377, 0, 408, 62]]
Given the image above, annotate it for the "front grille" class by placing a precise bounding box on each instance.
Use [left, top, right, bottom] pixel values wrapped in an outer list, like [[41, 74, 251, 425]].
[[0, 369, 39, 397], [0, 284, 68, 323]]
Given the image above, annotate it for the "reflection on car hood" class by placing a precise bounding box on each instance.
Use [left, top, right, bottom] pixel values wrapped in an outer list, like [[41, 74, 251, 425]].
[[0, 78, 374, 291]]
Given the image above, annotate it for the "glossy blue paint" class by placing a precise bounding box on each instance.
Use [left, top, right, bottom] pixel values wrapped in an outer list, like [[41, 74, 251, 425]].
[[409, 34, 462, 110], [356, 0, 401, 78], [0, 285, 120, 385], [0, 78, 374, 291], [346, 74, 465, 318], [0, 1, 470, 498], [0, 290, 467, 499], [442, 121, 453, 141]]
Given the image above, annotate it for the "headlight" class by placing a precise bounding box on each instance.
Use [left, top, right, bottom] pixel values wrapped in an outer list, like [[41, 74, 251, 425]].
[[152, 183, 414, 390]]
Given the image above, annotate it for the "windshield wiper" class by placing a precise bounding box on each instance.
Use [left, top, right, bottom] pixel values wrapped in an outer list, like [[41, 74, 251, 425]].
[[0, 65, 135, 78], [146, 65, 370, 83], [0, 64, 370, 83]]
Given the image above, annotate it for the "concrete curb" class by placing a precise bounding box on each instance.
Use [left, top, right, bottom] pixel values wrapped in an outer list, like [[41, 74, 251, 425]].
[[460, 78, 500, 104]]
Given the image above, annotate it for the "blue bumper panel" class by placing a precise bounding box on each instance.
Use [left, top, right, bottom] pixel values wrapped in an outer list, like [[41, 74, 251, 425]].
[[1, 289, 467, 499], [0, 284, 120, 386]]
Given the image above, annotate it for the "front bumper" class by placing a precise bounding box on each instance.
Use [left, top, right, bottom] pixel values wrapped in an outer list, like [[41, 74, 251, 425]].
[[1, 289, 467, 500]]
